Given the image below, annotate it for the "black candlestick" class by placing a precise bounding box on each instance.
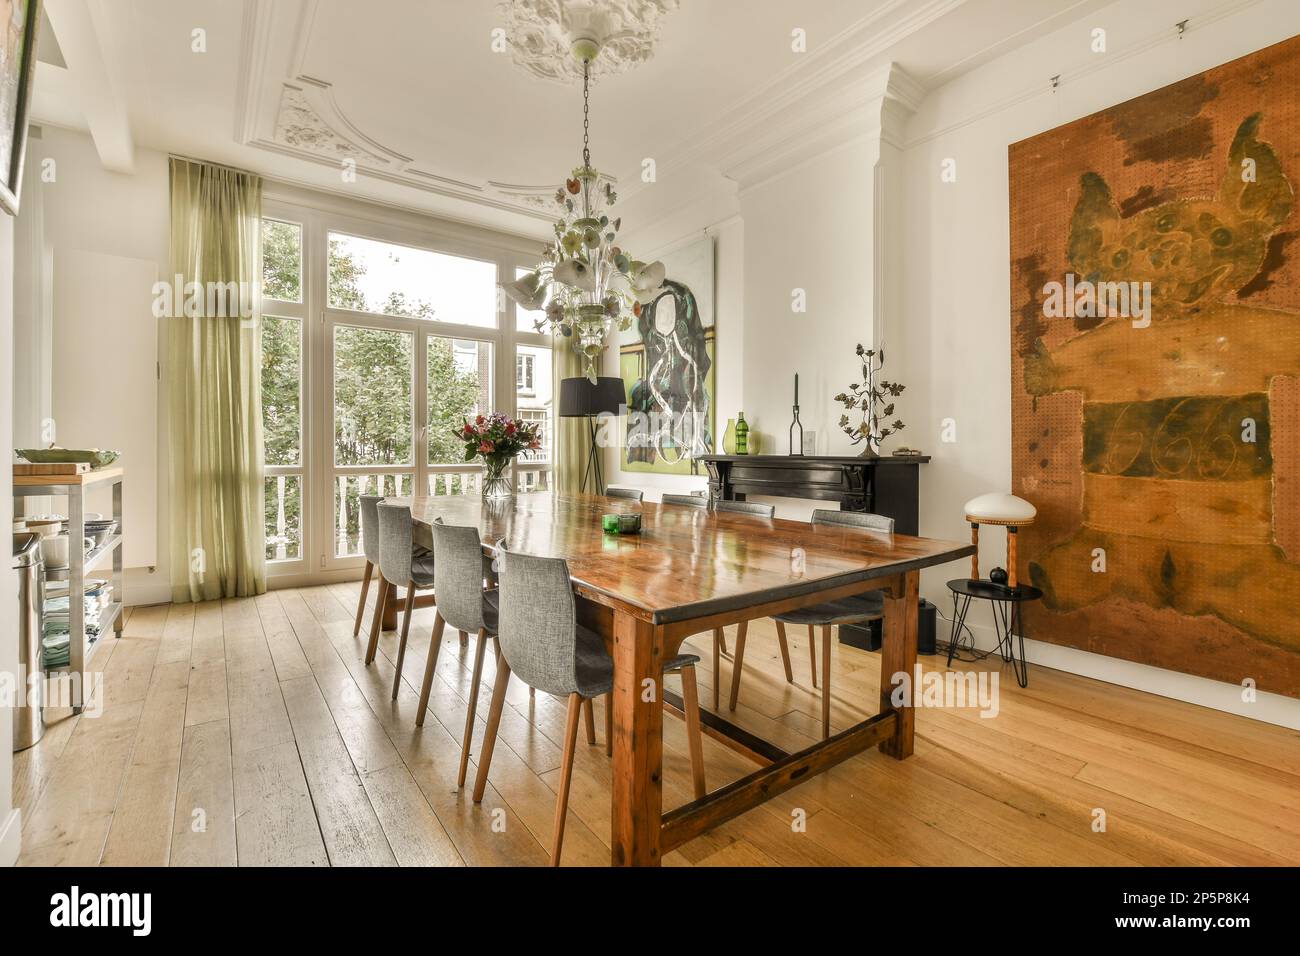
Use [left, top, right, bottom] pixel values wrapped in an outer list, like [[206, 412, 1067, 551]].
[[788, 373, 803, 456]]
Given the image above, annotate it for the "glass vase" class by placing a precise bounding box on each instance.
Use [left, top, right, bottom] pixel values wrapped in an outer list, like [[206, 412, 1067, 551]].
[[721, 418, 737, 455], [482, 458, 514, 500]]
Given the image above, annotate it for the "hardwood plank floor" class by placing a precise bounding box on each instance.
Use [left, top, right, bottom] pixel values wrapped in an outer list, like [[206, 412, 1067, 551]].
[[13, 583, 1300, 867]]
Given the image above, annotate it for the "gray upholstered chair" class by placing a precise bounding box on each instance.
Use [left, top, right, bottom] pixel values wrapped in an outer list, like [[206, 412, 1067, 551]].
[[732, 509, 896, 738], [661, 492, 708, 508], [414, 521, 503, 787], [368, 502, 436, 701], [604, 487, 643, 502], [713, 499, 775, 518], [472, 542, 707, 865], [706, 498, 777, 706], [353, 495, 383, 638]]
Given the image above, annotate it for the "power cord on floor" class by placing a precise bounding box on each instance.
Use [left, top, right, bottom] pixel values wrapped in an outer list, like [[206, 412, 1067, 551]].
[[934, 603, 1003, 664]]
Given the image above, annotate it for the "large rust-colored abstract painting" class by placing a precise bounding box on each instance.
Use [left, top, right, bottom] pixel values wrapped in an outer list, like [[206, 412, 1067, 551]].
[[1009, 35, 1300, 698]]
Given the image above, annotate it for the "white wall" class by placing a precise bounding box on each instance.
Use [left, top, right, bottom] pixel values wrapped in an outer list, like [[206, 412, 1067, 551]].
[[899, 0, 1300, 729], [740, 138, 877, 464], [29, 127, 171, 604], [1, 213, 20, 866], [12, 128, 51, 451]]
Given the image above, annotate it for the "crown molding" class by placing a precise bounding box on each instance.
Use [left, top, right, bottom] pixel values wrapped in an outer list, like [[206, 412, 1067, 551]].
[[903, 0, 1264, 149], [623, 0, 946, 197], [724, 61, 922, 191]]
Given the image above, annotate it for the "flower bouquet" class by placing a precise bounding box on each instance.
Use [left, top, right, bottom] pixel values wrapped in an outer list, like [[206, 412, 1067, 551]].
[[457, 413, 544, 499]]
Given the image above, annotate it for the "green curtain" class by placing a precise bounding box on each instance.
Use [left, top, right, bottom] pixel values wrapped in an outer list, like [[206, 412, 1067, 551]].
[[167, 158, 267, 602], [553, 337, 593, 494]]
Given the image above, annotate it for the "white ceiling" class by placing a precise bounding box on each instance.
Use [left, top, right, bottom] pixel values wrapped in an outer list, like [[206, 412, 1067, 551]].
[[32, 0, 1110, 236]]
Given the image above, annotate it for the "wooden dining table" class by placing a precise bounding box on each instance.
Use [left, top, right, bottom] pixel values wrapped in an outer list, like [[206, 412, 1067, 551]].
[[395, 491, 973, 866]]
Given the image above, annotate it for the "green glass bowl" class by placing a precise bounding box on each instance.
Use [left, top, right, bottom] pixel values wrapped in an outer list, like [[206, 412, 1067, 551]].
[[17, 448, 121, 469]]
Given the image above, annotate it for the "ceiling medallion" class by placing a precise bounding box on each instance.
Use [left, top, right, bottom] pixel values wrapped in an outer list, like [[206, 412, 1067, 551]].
[[500, 0, 680, 82]]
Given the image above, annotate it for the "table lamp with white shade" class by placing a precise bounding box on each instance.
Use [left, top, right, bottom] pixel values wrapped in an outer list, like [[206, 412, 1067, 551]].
[[964, 492, 1037, 590]]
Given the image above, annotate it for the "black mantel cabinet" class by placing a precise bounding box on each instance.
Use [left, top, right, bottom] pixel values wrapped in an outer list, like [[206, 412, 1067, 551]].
[[700, 454, 929, 536]]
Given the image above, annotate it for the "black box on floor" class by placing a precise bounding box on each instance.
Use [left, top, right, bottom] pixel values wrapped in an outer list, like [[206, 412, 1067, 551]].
[[838, 599, 936, 654]]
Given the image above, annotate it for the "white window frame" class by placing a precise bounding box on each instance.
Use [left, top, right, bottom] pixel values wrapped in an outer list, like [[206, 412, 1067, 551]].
[[261, 194, 554, 581], [516, 352, 534, 391], [261, 214, 309, 575]]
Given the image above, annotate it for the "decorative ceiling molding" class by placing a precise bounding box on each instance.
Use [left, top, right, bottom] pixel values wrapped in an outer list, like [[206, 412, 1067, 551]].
[[274, 82, 400, 167], [234, 0, 557, 221], [500, 0, 680, 83], [230, 0, 945, 226], [488, 181, 569, 210]]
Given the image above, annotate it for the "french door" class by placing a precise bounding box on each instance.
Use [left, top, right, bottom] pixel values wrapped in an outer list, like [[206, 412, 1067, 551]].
[[323, 313, 501, 569], [260, 196, 555, 581]]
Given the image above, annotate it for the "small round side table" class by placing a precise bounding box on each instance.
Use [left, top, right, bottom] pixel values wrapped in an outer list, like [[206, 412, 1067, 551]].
[[944, 579, 1042, 688]]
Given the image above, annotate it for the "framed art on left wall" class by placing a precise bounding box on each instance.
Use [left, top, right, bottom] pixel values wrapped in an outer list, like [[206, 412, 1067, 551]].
[[0, 0, 38, 216]]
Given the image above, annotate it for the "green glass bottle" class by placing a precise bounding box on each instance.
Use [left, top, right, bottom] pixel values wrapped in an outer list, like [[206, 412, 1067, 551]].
[[735, 413, 749, 455]]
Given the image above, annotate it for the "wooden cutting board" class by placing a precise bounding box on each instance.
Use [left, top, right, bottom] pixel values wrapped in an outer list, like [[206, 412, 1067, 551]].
[[14, 462, 92, 476]]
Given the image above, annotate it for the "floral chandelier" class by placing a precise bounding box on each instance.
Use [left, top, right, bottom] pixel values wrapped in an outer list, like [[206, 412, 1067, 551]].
[[501, 30, 666, 384]]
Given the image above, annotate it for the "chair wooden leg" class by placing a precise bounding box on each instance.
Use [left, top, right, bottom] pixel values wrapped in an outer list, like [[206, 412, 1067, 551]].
[[604, 693, 613, 757], [365, 577, 390, 665], [457, 627, 490, 787], [415, 613, 447, 727], [582, 697, 596, 745], [459, 630, 468, 647], [712, 628, 721, 711], [551, 693, 583, 866], [472, 657, 512, 803], [679, 665, 707, 800], [774, 619, 794, 683], [807, 623, 818, 688], [715, 626, 728, 656], [391, 581, 417, 699], [728, 620, 749, 711], [353, 561, 373, 637], [821, 624, 833, 739]]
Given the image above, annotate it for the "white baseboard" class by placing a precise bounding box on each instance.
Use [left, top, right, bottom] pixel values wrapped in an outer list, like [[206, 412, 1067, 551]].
[[930, 597, 1300, 732], [0, 808, 20, 867], [123, 579, 173, 607]]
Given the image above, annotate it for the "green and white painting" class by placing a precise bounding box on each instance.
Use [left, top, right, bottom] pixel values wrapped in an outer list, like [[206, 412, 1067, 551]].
[[619, 235, 715, 475]]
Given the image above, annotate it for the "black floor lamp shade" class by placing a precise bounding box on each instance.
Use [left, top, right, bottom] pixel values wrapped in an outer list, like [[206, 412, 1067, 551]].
[[558, 376, 625, 495], [559, 376, 626, 418]]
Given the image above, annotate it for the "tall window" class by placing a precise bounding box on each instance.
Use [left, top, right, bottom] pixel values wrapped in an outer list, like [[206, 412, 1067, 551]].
[[429, 336, 493, 496], [516, 345, 553, 493], [260, 204, 556, 577], [261, 218, 305, 565], [328, 232, 496, 326]]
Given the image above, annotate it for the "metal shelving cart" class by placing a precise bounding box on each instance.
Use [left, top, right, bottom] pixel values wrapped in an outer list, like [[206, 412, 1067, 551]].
[[13, 466, 124, 713]]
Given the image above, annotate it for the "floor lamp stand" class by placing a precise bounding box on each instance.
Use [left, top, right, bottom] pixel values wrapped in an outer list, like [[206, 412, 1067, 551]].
[[579, 416, 604, 494]]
